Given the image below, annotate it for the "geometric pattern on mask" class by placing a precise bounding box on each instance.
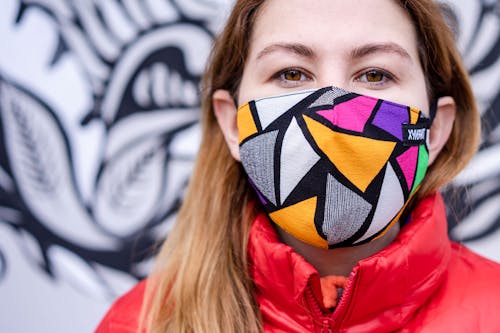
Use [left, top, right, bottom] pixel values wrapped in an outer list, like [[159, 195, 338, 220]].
[[255, 89, 315, 129], [410, 106, 420, 125], [396, 146, 418, 191], [237, 86, 431, 248], [280, 118, 321, 204], [304, 115, 396, 192], [354, 163, 405, 244], [309, 87, 349, 108], [323, 174, 372, 244], [372, 101, 412, 140], [317, 95, 377, 133], [237, 103, 258, 144], [269, 197, 327, 247], [240, 130, 279, 205], [412, 145, 429, 194]]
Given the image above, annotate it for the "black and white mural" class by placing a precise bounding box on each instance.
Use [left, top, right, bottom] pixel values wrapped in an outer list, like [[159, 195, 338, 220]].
[[0, 0, 228, 331], [440, 0, 500, 256], [0, 0, 498, 332]]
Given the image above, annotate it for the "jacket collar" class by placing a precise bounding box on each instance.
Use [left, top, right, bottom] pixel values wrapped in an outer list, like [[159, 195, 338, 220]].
[[248, 193, 451, 330]]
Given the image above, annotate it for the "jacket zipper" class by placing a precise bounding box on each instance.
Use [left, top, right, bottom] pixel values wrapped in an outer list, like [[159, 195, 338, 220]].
[[330, 270, 358, 331], [305, 270, 358, 332], [305, 283, 333, 333]]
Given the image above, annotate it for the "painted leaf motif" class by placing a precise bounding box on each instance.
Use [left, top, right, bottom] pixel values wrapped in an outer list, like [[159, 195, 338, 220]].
[[0, 247, 5, 281], [48, 245, 111, 299], [94, 134, 167, 237], [0, 78, 116, 249], [105, 108, 199, 160], [154, 123, 199, 220], [94, 262, 142, 298]]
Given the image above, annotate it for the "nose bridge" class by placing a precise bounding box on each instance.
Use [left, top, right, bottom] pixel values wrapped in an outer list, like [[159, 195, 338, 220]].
[[316, 58, 350, 91]]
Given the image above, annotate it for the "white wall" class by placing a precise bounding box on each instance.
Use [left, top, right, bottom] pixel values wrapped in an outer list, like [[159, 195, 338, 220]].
[[0, 1, 498, 332]]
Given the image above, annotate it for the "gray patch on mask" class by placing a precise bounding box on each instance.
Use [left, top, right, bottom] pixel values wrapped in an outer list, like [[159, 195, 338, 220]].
[[323, 174, 372, 244], [240, 130, 279, 205]]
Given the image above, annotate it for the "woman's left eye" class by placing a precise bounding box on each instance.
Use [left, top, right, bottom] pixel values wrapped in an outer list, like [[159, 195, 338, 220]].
[[357, 69, 393, 85]]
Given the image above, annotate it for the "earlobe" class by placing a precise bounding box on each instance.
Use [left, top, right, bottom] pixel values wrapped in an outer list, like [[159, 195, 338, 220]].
[[428, 96, 456, 165], [213, 89, 241, 161]]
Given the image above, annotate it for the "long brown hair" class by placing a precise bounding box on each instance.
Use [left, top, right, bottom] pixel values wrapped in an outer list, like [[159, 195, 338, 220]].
[[142, 1, 480, 332]]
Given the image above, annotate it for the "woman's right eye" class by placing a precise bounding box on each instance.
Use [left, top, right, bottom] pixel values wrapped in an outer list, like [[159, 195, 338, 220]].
[[282, 69, 303, 81], [273, 68, 311, 86]]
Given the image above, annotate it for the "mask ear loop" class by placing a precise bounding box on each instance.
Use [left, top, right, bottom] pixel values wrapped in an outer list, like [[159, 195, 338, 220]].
[[423, 99, 438, 149], [428, 99, 438, 126]]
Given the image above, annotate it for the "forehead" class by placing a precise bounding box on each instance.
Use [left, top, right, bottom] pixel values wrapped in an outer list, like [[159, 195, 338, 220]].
[[250, 0, 420, 62]]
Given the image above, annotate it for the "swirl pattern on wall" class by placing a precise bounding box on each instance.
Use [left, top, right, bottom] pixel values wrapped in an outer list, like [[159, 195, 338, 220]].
[[0, 0, 225, 298], [0, 1, 498, 306]]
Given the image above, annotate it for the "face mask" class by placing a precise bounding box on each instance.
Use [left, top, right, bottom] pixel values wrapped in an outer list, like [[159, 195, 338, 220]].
[[237, 86, 436, 249]]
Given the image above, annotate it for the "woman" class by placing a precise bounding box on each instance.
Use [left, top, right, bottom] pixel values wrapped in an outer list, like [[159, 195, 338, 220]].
[[96, 0, 500, 332]]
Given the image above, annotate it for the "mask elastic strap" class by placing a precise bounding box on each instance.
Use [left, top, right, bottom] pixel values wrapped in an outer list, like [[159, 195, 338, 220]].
[[428, 99, 438, 125]]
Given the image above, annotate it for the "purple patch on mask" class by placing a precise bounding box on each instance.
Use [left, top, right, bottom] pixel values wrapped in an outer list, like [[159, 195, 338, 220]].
[[248, 177, 267, 205], [371, 101, 409, 141]]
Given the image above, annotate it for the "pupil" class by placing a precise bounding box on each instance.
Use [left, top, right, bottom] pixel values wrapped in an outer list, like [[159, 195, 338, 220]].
[[285, 70, 300, 81], [367, 71, 383, 82]]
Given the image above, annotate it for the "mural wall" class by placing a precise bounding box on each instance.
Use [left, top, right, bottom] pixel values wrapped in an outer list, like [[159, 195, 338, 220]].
[[0, 1, 498, 332]]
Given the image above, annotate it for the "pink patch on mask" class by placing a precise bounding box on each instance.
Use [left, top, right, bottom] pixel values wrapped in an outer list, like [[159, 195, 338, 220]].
[[316, 95, 377, 133], [396, 146, 418, 191]]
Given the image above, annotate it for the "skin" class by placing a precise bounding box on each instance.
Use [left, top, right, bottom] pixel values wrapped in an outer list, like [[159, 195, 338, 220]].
[[213, 0, 456, 277]]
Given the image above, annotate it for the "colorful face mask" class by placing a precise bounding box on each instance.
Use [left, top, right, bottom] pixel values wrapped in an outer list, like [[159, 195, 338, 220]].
[[237, 86, 436, 249]]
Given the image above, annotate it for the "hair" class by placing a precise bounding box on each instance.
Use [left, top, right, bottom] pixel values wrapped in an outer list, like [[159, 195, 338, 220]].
[[141, 0, 480, 332]]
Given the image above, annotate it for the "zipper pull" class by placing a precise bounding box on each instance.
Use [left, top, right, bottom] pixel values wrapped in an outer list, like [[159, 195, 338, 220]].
[[321, 319, 333, 333]]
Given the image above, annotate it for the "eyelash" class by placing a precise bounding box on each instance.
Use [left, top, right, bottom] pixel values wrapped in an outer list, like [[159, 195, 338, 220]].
[[272, 67, 312, 86], [271, 67, 395, 87], [355, 68, 395, 86]]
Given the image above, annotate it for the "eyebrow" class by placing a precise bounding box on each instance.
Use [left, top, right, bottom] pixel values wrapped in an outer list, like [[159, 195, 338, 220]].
[[350, 42, 413, 63], [256, 43, 316, 61], [255, 41, 413, 64]]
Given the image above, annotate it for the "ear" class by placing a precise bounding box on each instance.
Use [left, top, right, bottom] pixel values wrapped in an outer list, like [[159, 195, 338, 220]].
[[213, 89, 241, 161], [428, 96, 456, 165]]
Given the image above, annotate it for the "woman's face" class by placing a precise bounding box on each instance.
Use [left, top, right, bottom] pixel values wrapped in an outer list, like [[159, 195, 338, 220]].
[[214, 0, 455, 164], [238, 0, 429, 110]]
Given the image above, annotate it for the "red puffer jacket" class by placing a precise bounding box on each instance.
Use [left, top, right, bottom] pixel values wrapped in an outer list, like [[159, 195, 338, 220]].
[[96, 193, 500, 332]]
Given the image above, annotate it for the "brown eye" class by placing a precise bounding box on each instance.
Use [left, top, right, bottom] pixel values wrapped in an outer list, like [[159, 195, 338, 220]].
[[274, 68, 311, 87], [365, 70, 384, 82], [356, 69, 393, 87], [283, 70, 303, 81]]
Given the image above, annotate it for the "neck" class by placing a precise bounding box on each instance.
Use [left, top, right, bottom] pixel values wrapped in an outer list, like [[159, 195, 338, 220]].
[[276, 224, 400, 277]]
